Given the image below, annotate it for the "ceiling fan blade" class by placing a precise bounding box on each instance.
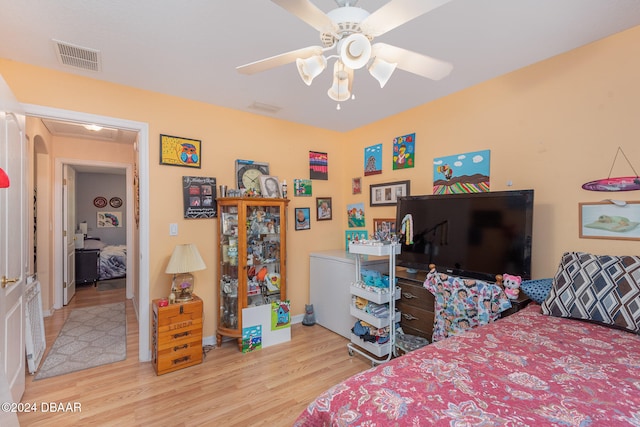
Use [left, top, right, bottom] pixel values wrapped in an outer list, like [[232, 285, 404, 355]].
[[271, 0, 334, 33], [372, 43, 453, 80], [237, 46, 324, 75], [362, 0, 451, 37]]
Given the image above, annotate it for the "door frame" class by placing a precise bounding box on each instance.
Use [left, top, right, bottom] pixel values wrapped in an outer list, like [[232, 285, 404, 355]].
[[22, 103, 151, 362], [56, 159, 132, 302]]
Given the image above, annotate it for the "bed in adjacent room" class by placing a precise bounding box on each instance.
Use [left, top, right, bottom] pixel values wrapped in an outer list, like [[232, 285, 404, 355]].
[[83, 238, 127, 281], [294, 252, 640, 426]]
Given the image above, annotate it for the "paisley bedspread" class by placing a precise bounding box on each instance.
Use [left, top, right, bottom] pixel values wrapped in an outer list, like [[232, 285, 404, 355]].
[[294, 304, 640, 426], [98, 244, 126, 280]]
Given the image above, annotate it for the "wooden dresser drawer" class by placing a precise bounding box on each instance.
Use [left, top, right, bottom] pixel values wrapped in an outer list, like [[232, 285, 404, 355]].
[[153, 296, 203, 375], [156, 324, 203, 351], [397, 280, 434, 312], [155, 342, 203, 374], [396, 270, 435, 341], [396, 302, 434, 340]]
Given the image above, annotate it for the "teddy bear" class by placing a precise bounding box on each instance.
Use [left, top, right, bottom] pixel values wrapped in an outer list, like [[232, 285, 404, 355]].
[[502, 273, 522, 300]]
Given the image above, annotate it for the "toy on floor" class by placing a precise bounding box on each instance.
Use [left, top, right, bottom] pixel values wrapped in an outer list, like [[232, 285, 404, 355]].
[[302, 304, 316, 326]]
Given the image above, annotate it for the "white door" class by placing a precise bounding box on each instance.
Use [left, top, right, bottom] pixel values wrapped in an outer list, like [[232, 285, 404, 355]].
[[0, 75, 26, 402], [63, 165, 76, 305]]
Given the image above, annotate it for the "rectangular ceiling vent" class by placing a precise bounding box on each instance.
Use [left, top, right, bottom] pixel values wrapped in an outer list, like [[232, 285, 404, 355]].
[[53, 39, 102, 72], [248, 101, 281, 114]]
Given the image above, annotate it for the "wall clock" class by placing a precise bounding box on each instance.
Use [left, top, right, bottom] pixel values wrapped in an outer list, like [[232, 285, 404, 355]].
[[235, 160, 269, 194]]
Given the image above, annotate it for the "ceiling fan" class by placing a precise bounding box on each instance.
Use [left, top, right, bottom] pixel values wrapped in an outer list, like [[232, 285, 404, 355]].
[[237, 0, 454, 107]]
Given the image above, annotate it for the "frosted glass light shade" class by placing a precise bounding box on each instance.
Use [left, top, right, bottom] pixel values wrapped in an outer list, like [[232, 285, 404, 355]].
[[327, 61, 352, 102], [368, 57, 397, 88], [297, 55, 327, 86]]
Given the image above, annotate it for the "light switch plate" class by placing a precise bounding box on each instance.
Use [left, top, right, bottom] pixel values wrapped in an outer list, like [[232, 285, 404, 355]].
[[169, 223, 178, 236]]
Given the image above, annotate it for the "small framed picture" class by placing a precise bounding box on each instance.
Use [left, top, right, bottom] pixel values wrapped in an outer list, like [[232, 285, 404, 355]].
[[579, 201, 640, 240], [294, 208, 311, 231], [260, 175, 281, 198], [373, 218, 396, 241], [352, 177, 362, 194], [370, 180, 410, 206], [316, 197, 332, 221]]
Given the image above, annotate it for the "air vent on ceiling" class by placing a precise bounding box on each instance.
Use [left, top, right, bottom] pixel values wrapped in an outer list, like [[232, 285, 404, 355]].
[[52, 39, 102, 72], [248, 101, 281, 114]]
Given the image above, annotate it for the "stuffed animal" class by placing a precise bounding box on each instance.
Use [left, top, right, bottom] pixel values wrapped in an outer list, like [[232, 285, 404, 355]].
[[302, 304, 316, 326], [502, 274, 522, 300]]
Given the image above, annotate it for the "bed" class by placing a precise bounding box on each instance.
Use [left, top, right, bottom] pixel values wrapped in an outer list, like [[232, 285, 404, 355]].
[[294, 252, 640, 426], [83, 238, 127, 280]]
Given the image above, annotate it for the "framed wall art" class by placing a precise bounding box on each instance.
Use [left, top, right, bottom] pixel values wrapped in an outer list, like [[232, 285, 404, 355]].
[[182, 176, 216, 218], [392, 133, 415, 170], [294, 208, 311, 231], [316, 197, 332, 221], [160, 134, 201, 168], [345, 230, 368, 250], [433, 149, 490, 194], [370, 180, 410, 206], [309, 151, 328, 180], [97, 211, 122, 228], [352, 177, 362, 194], [260, 175, 281, 198], [579, 201, 640, 240], [293, 179, 312, 197], [373, 218, 396, 240]]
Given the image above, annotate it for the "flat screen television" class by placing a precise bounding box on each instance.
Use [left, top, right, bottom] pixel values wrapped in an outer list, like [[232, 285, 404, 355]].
[[395, 190, 534, 282]]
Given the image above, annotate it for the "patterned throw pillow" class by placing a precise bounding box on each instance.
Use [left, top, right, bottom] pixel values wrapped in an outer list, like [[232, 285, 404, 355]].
[[521, 278, 553, 304], [540, 252, 640, 333]]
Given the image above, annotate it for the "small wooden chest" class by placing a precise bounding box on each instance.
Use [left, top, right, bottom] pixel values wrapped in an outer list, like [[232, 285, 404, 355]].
[[152, 295, 203, 375]]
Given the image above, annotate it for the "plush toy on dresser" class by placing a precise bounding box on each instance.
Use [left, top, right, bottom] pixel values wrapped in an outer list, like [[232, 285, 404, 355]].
[[502, 274, 522, 300]]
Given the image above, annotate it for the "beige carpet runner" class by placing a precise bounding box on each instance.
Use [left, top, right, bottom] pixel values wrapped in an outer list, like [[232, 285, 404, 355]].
[[35, 302, 126, 380]]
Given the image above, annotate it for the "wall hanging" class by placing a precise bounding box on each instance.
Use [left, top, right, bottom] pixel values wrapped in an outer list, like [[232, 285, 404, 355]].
[[364, 144, 382, 176], [182, 176, 216, 218], [579, 201, 640, 240], [432, 149, 490, 194], [582, 147, 640, 192], [369, 180, 410, 206], [160, 134, 201, 168], [309, 151, 328, 180]]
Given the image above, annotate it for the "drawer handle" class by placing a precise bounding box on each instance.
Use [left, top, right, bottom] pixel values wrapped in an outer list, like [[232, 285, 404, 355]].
[[173, 331, 190, 339], [402, 313, 419, 321], [402, 292, 417, 299], [174, 344, 189, 351], [172, 356, 191, 365]]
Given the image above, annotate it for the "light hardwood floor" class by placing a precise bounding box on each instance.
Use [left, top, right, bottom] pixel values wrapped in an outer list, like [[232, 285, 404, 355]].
[[19, 285, 370, 426]]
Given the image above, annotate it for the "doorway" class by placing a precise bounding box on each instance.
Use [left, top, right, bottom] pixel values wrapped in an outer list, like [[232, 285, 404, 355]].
[[24, 103, 151, 362]]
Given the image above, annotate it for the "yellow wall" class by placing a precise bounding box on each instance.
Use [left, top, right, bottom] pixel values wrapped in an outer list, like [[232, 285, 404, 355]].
[[3, 24, 640, 341]]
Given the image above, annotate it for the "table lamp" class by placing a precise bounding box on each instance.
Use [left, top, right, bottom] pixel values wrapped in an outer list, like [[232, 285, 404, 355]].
[[165, 243, 206, 302]]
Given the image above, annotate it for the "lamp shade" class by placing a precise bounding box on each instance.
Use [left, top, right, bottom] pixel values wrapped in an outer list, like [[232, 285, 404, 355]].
[[296, 55, 327, 86], [368, 57, 397, 88], [0, 168, 9, 188], [327, 61, 353, 102], [165, 243, 206, 274]]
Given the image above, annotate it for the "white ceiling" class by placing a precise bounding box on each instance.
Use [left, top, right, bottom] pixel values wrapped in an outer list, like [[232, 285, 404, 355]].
[[2, 0, 640, 133]]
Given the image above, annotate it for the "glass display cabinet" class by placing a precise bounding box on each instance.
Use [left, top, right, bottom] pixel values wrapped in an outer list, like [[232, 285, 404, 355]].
[[216, 197, 288, 350]]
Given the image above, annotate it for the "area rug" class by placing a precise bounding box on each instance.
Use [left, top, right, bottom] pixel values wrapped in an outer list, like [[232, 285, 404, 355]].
[[35, 302, 126, 380], [97, 278, 126, 291]]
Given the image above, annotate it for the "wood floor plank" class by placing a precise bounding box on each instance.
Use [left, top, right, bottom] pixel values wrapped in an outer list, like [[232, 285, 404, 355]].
[[19, 285, 370, 426]]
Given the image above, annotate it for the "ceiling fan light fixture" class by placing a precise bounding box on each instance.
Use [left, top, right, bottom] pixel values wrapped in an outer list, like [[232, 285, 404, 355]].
[[339, 33, 371, 70], [296, 55, 327, 86], [368, 57, 397, 88], [327, 61, 352, 102]]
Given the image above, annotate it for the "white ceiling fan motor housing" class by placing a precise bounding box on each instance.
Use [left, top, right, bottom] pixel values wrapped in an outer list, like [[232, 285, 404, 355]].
[[322, 6, 371, 47]]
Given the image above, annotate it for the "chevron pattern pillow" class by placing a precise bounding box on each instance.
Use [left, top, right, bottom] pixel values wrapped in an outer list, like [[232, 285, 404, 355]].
[[541, 252, 640, 333]]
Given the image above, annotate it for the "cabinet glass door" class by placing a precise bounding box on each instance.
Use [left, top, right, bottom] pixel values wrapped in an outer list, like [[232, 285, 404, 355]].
[[219, 204, 239, 331], [245, 204, 282, 307]]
